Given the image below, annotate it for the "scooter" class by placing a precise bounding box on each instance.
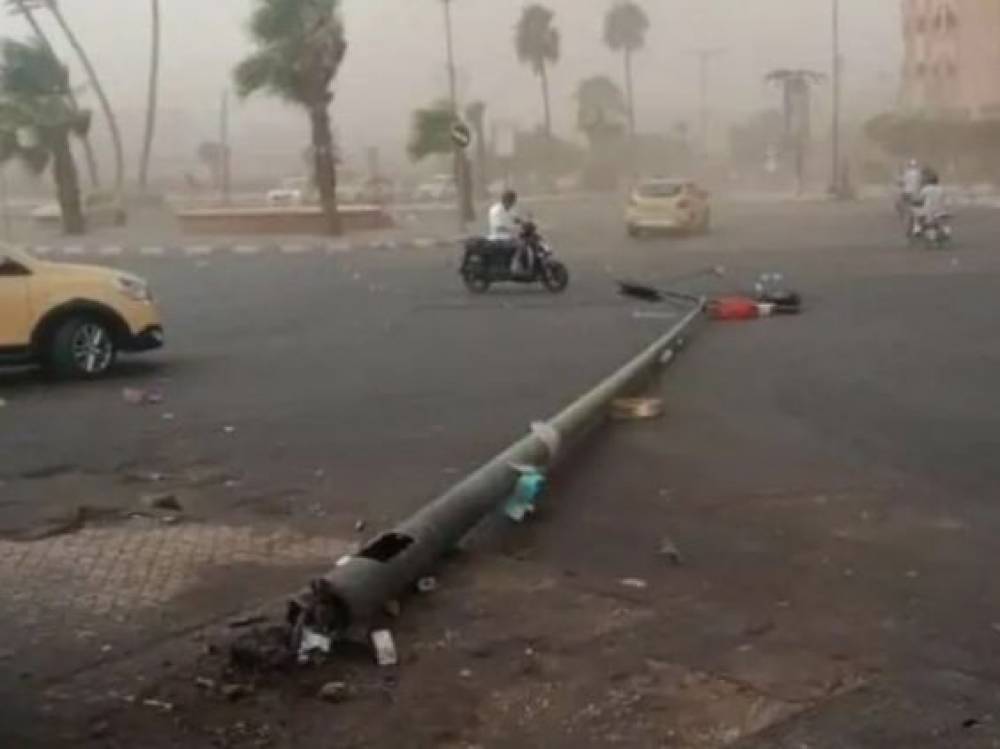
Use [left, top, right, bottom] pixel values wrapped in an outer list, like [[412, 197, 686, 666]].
[[460, 220, 570, 294], [909, 212, 953, 250]]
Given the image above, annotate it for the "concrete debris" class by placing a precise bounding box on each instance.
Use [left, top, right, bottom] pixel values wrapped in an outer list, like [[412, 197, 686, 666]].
[[141, 698, 174, 713], [228, 614, 268, 630], [416, 576, 438, 594], [221, 683, 252, 702], [298, 628, 333, 664], [371, 629, 398, 667], [230, 626, 295, 673], [354, 519, 367, 533], [122, 387, 163, 405], [222, 425, 236, 434], [194, 677, 216, 691], [161, 412, 175, 421], [658, 536, 683, 565], [611, 398, 664, 421], [620, 578, 649, 590], [317, 681, 351, 703], [140, 492, 182, 512]]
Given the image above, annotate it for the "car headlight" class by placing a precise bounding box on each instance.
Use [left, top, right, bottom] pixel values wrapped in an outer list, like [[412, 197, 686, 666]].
[[114, 275, 152, 302]]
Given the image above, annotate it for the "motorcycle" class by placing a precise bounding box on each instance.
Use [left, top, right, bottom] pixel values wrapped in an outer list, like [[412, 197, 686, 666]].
[[460, 220, 570, 294], [909, 212, 953, 250]]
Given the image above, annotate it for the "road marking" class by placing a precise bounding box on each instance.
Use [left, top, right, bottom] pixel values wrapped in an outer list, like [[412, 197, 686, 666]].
[[326, 241, 351, 254], [280, 243, 313, 255], [98, 245, 124, 257], [139, 246, 165, 257], [412, 238, 436, 249], [62, 245, 85, 256], [32, 246, 52, 256], [232, 244, 260, 255], [184, 244, 215, 256]]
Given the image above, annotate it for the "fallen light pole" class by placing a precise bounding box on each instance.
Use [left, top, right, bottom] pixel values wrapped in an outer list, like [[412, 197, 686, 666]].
[[290, 297, 706, 640]]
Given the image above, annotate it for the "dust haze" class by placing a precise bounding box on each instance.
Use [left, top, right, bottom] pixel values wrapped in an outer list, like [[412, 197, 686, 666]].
[[3, 0, 901, 183]]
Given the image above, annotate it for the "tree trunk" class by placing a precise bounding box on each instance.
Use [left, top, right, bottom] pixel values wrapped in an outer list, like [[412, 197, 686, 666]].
[[46, 1, 125, 200], [50, 131, 85, 235], [624, 49, 636, 175], [138, 0, 161, 191], [624, 50, 636, 139], [15, 0, 101, 189], [309, 101, 341, 235], [539, 62, 552, 139]]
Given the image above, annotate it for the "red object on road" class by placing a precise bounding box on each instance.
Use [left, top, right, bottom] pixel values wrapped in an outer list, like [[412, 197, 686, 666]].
[[708, 296, 763, 321]]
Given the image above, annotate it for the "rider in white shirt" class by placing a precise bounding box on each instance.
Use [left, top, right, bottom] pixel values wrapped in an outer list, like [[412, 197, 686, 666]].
[[488, 189, 530, 271], [488, 189, 520, 240], [912, 169, 946, 234], [901, 160, 923, 204]]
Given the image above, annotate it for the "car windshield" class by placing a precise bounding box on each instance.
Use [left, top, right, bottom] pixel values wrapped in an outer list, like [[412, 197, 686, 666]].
[[637, 181, 684, 198]]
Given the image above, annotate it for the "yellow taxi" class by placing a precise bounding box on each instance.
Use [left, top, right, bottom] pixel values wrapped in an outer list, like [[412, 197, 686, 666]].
[[0, 245, 164, 378], [626, 178, 712, 237]]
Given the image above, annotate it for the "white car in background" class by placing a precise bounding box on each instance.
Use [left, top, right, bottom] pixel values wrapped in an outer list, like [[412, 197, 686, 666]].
[[266, 177, 311, 207], [413, 174, 456, 203]]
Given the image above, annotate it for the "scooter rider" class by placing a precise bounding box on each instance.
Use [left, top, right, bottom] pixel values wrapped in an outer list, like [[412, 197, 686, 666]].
[[912, 168, 946, 236], [900, 159, 924, 206], [488, 189, 531, 273]]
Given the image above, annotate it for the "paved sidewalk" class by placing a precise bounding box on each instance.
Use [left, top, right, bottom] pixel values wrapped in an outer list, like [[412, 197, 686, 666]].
[[0, 519, 349, 689]]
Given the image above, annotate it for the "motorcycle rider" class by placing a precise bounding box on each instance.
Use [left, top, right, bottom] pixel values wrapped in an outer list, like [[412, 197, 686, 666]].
[[911, 168, 946, 237], [900, 159, 924, 204], [488, 189, 530, 273]]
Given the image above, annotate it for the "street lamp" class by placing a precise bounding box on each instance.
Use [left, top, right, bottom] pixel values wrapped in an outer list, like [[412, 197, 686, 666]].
[[439, 0, 474, 227]]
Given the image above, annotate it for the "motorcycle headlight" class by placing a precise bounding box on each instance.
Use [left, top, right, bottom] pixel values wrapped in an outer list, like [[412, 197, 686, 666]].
[[114, 274, 152, 302]]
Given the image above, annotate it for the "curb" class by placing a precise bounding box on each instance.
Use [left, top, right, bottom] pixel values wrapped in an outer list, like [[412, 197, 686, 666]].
[[14, 236, 464, 260]]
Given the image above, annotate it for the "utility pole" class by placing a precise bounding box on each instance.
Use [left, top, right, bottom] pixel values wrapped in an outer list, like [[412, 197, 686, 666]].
[[220, 88, 231, 206], [831, 0, 842, 197], [441, 0, 473, 228], [689, 48, 725, 160]]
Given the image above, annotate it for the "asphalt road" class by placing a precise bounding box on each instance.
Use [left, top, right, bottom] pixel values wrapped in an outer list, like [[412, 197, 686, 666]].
[[4, 196, 1000, 746]]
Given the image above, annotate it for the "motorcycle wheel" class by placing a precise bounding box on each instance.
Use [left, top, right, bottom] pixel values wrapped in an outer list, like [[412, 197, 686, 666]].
[[463, 272, 491, 294], [542, 261, 570, 293]]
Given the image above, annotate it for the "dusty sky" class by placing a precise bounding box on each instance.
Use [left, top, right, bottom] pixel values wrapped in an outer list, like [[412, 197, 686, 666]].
[[3, 0, 903, 176]]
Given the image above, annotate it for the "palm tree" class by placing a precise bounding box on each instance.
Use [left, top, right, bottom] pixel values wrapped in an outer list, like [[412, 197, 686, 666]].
[[515, 4, 560, 140], [6, 0, 99, 188], [604, 1, 649, 140], [0, 38, 89, 233], [235, 0, 347, 235], [37, 0, 125, 199], [408, 100, 454, 162], [138, 0, 160, 191], [765, 68, 825, 192], [576, 75, 627, 148]]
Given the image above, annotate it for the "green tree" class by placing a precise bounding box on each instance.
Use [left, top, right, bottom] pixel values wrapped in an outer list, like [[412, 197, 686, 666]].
[[576, 75, 627, 148], [0, 38, 89, 233], [138, 0, 160, 191], [6, 0, 99, 188], [604, 1, 649, 139], [235, 0, 347, 234], [30, 0, 125, 199], [408, 100, 453, 162], [515, 4, 559, 139]]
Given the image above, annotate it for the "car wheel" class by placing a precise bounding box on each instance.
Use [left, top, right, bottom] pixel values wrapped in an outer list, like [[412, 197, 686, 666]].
[[48, 317, 117, 379]]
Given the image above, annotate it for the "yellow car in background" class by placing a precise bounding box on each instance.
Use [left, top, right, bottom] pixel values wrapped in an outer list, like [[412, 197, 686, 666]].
[[626, 178, 712, 237], [0, 246, 164, 379]]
